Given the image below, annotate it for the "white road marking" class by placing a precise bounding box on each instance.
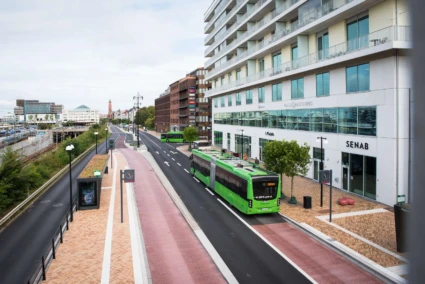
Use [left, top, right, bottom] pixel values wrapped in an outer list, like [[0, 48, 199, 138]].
[[205, 188, 215, 196], [184, 169, 189, 173], [193, 177, 200, 183], [177, 163, 181, 166], [172, 158, 175, 161], [163, 150, 166, 153], [164, 161, 170, 167], [101, 153, 117, 283], [167, 154, 170, 157], [156, 151, 159, 154], [217, 199, 318, 284]]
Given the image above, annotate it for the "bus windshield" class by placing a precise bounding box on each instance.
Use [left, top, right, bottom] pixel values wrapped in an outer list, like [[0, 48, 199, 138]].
[[160, 134, 167, 139], [252, 178, 279, 200]]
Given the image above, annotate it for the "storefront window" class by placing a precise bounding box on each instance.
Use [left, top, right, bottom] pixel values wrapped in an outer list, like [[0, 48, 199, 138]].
[[342, 152, 376, 200], [358, 106, 376, 136], [338, 107, 358, 134], [214, 131, 223, 148]]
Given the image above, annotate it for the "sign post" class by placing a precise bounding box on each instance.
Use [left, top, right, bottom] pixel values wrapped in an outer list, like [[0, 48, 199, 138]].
[[108, 139, 115, 169], [119, 169, 135, 223], [319, 169, 333, 222]]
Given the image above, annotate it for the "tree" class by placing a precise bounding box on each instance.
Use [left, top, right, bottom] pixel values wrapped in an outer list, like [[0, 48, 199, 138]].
[[28, 115, 33, 122], [135, 106, 155, 127], [183, 126, 198, 151], [45, 114, 49, 121], [282, 140, 311, 204], [263, 140, 288, 199], [145, 117, 154, 130]]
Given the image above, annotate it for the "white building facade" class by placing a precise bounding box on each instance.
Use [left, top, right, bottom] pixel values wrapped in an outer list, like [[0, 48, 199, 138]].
[[204, 0, 411, 206], [62, 105, 99, 125]]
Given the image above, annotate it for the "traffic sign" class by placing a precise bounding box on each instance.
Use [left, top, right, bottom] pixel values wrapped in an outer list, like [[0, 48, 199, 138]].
[[123, 169, 135, 183], [319, 170, 331, 184], [108, 139, 115, 149]]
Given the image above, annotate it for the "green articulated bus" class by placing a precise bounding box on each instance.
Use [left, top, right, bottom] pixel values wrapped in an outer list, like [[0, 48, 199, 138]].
[[190, 149, 281, 214], [160, 131, 185, 143]]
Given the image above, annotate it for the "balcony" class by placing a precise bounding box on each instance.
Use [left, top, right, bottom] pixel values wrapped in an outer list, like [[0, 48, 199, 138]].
[[204, 0, 232, 34], [179, 104, 189, 109], [205, 0, 291, 58], [206, 26, 412, 97], [205, 0, 249, 45], [205, 0, 360, 75], [205, 0, 302, 62]]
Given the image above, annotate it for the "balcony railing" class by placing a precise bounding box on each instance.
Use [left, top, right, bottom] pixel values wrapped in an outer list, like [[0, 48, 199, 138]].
[[206, 26, 411, 97], [205, 0, 272, 54], [204, 0, 231, 33], [205, 0, 351, 75], [205, 0, 247, 44]]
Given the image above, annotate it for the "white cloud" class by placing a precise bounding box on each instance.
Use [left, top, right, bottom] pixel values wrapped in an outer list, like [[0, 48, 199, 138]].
[[0, 0, 210, 116]]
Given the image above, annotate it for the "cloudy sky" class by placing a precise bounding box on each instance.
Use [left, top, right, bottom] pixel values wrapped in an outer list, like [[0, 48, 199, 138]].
[[0, 0, 211, 117]]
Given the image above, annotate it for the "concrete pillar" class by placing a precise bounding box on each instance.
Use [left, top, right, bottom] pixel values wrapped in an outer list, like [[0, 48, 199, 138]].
[[297, 35, 309, 66]]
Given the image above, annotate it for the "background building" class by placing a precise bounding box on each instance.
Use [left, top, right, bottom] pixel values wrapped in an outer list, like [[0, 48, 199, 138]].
[[204, 0, 411, 206], [62, 105, 99, 125], [155, 88, 171, 133], [14, 99, 63, 124], [155, 68, 211, 137]]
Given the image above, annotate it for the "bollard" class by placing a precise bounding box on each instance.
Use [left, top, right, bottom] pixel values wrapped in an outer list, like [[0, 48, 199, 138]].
[[41, 256, 46, 280], [60, 225, 63, 243], [66, 217, 69, 231], [52, 238, 56, 259]]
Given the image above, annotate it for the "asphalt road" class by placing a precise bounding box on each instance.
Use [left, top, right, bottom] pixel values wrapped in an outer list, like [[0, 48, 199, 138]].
[[0, 127, 124, 284], [137, 129, 311, 284]]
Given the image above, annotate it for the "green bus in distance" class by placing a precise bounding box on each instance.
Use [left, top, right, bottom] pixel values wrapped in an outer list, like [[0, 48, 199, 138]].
[[160, 131, 194, 143], [190, 149, 281, 214]]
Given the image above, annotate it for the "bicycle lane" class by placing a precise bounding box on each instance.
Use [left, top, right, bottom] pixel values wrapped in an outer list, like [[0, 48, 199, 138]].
[[119, 147, 226, 284]]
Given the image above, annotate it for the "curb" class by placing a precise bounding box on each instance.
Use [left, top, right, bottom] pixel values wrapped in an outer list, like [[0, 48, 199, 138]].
[[279, 213, 407, 284]]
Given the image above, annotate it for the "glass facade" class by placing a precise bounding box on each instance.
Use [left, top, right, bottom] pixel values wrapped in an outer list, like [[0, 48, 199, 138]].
[[346, 63, 370, 93], [272, 53, 282, 73], [235, 134, 251, 158], [214, 106, 376, 136], [316, 72, 330, 97], [259, 138, 272, 161], [291, 78, 304, 99], [228, 94, 232, 106], [220, 96, 225, 107], [272, 83, 282, 101], [214, 98, 218, 108], [318, 32, 329, 60], [246, 90, 253, 104], [258, 87, 265, 103]]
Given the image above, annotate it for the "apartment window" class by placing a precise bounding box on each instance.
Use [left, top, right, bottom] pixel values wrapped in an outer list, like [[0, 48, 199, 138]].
[[346, 63, 370, 93], [272, 52, 282, 73], [221, 76, 225, 86], [228, 72, 232, 82], [246, 90, 253, 104], [291, 78, 304, 99], [318, 32, 329, 60], [258, 87, 265, 103], [221, 96, 225, 107], [316, 72, 330, 97], [214, 98, 218, 108], [347, 16, 369, 51], [228, 94, 232, 106], [246, 65, 248, 76], [292, 45, 299, 68], [236, 69, 241, 80], [272, 83, 282, 101], [236, 93, 242, 105]]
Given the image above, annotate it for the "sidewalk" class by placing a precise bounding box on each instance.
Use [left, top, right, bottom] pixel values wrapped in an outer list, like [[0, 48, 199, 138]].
[[175, 144, 408, 283]]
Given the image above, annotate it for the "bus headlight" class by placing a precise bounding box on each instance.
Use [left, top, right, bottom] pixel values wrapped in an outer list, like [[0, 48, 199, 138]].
[[248, 200, 252, 208], [277, 198, 280, 206]]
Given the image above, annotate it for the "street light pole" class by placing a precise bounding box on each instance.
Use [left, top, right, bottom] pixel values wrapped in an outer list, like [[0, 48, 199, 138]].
[[105, 127, 108, 154], [66, 144, 75, 222], [94, 132, 98, 154], [134, 93, 143, 148], [317, 136, 327, 207], [241, 129, 244, 159]]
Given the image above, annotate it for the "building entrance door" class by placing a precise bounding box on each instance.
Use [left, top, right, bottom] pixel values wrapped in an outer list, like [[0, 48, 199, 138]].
[[342, 167, 349, 191], [259, 146, 263, 161], [313, 160, 320, 181]]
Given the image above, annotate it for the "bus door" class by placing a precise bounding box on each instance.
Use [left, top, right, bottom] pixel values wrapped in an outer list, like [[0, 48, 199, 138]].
[[209, 157, 216, 190]]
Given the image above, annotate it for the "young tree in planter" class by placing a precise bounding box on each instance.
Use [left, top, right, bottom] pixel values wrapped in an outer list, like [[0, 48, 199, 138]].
[[283, 140, 311, 204], [183, 126, 198, 151], [263, 140, 288, 199]]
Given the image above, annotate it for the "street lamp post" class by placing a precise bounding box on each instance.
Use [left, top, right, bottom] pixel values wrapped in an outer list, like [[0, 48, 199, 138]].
[[105, 127, 108, 154], [66, 144, 75, 222], [94, 132, 98, 154], [132, 108, 136, 135], [241, 129, 244, 159], [317, 136, 328, 207], [134, 93, 143, 148]]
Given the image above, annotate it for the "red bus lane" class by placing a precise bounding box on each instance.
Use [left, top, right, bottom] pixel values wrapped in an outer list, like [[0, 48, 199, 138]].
[[251, 220, 382, 283]]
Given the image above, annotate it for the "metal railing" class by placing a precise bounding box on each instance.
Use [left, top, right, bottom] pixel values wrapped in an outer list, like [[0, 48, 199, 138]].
[[205, 0, 247, 44], [206, 26, 411, 96], [205, 0, 288, 57], [204, 0, 231, 33], [205, 0, 351, 74], [27, 198, 78, 283]]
